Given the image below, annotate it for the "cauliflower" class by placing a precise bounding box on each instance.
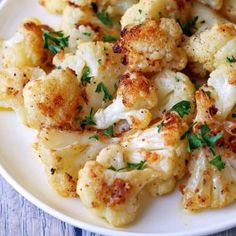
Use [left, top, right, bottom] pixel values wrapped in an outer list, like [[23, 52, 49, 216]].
[[55, 42, 125, 112], [120, 0, 191, 29], [184, 22, 236, 72], [35, 128, 113, 197], [197, 0, 223, 10], [23, 68, 83, 130], [152, 70, 195, 122], [121, 112, 190, 196], [39, 0, 67, 14], [0, 67, 45, 123], [1, 19, 54, 72], [190, 1, 227, 34], [183, 147, 236, 211], [94, 71, 157, 130], [77, 144, 157, 226], [194, 65, 236, 123], [113, 19, 187, 74], [61, 2, 120, 48], [221, 0, 236, 23]]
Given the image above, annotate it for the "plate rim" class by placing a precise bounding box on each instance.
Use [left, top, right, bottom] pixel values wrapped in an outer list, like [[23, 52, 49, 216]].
[[0, 0, 236, 235]]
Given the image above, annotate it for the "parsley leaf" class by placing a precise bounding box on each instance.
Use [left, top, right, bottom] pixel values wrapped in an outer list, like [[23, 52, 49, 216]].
[[209, 155, 225, 171], [138, 9, 142, 14], [108, 160, 147, 171], [81, 66, 92, 86], [177, 16, 198, 37], [127, 160, 147, 170], [226, 56, 236, 63], [170, 100, 191, 118], [103, 35, 117, 42], [114, 83, 118, 92], [89, 134, 99, 140], [96, 11, 113, 27], [42, 29, 69, 54], [80, 108, 96, 126], [95, 82, 113, 102], [184, 124, 225, 171], [103, 126, 113, 136], [82, 32, 91, 36], [157, 120, 164, 133]]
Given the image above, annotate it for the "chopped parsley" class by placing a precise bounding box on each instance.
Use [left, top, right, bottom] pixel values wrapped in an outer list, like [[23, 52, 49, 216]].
[[175, 76, 180, 82], [177, 16, 198, 37], [103, 35, 117, 42], [209, 155, 225, 171], [226, 56, 236, 63], [157, 120, 164, 133], [138, 9, 142, 14], [170, 100, 191, 118], [108, 160, 147, 171], [80, 108, 96, 126], [182, 124, 225, 171], [114, 83, 118, 92], [82, 32, 91, 36], [42, 29, 69, 54], [96, 11, 113, 27], [103, 126, 113, 136], [95, 82, 113, 102], [81, 66, 92, 86], [98, 59, 102, 64], [205, 91, 211, 97], [89, 134, 99, 140]]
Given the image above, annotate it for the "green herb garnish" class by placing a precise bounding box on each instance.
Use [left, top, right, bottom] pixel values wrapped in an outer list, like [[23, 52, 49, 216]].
[[96, 11, 113, 27], [89, 134, 99, 140], [182, 124, 225, 171], [82, 32, 91, 36], [108, 160, 147, 171], [138, 9, 142, 14], [42, 29, 69, 54], [157, 120, 164, 133], [80, 108, 96, 126], [177, 16, 198, 37], [103, 35, 117, 42], [103, 126, 113, 136], [81, 66, 92, 86], [170, 100, 191, 118], [95, 82, 113, 102], [98, 59, 102, 64], [226, 56, 236, 63]]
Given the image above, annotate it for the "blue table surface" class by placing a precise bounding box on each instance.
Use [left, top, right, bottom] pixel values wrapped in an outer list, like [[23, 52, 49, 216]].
[[1, 175, 236, 236]]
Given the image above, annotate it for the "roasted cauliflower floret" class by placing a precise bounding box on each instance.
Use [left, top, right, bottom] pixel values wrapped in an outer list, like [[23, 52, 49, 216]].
[[35, 128, 112, 197], [77, 144, 157, 226], [1, 20, 54, 72], [121, 112, 189, 196], [183, 147, 236, 211], [121, 0, 191, 29], [54, 42, 125, 112], [197, 0, 223, 10], [39, 0, 67, 14], [221, 0, 236, 23], [23, 69, 82, 130], [184, 22, 236, 72], [114, 19, 187, 74], [0, 67, 45, 123], [152, 70, 195, 122], [94, 72, 157, 130]]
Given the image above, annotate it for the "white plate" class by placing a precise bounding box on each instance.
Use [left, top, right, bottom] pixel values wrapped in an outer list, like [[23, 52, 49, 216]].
[[0, 1, 236, 235]]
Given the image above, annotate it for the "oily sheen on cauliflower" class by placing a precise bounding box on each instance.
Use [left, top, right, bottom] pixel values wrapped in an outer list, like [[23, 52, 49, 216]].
[[1, 20, 54, 72], [77, 144, 157, 226], [113, 18, 187, 74], [35, 128, 113, 197], [121, 112, 189, 196], [94, 71, 157, 130], [0, 67, 45, 123]]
